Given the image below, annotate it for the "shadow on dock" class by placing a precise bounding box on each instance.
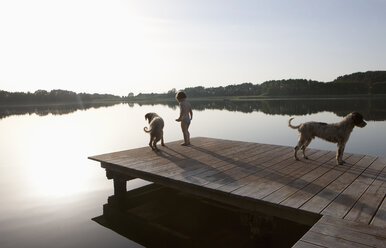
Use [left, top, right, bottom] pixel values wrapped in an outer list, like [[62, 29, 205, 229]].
[[92, 184, 314, 248]]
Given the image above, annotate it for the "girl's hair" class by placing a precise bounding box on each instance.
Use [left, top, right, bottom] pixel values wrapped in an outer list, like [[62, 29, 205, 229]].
[[175, 90, 187, 100]]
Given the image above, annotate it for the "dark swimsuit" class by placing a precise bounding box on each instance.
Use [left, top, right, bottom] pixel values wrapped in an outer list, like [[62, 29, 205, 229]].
[[183, 116, 191, 124]]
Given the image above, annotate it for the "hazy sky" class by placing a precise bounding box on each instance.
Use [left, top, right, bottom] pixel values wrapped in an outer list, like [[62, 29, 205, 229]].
[[1, 0, 385, 95]]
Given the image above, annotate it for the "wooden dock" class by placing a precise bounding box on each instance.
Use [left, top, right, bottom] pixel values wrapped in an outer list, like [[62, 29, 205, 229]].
[[89, 137, 386, 247]]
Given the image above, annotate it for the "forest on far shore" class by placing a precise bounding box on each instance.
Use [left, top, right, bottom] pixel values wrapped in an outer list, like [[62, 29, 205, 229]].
[[1, 71, 386, 105], [0, 89, 121, 105], [133, 71, 386, 100]]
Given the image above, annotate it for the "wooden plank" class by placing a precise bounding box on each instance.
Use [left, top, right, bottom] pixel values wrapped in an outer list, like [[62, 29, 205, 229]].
[[345, 163, 386, 224], [262, 151, 343, 204], [167, 143, 282, 186], [147, 142, 271, 188], [230, 149, 327, 198], [96, 137, 220, 172], [300, 155, 376, 214], [229, 149, 327, 198], [319, 215, 386, 239], [214, 147, 318, 192], [292, 240, 325, 248], [90, 137, 212, 162], [141, 139, 257, 176], [104, 137, 242, 167], [215, 149, 322, 194], [201, 145, 293, 189], [280, 154, 365, 209], [310, 221, 385, 247], [322, 156, 386, 219], [300, 230, 372, 248], [158, 142, 269, 181], [371, 195, 386, 228], [115, 138, 239, 175]]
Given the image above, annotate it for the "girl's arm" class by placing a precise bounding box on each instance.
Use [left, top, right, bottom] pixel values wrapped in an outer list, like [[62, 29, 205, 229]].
[[176, 103, 184, 121]]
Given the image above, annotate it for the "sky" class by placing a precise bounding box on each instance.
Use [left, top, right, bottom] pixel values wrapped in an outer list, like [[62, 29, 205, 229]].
[[0, 0, 385, 96]]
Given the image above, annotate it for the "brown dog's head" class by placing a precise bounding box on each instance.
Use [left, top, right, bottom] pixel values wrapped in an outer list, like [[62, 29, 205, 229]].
[[351, 112, 367, 128], [145, 113, 156, 123]]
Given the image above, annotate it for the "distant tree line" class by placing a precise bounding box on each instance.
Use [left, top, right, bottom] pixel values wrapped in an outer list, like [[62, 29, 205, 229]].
[[2, 71, 386, 105], [131, 71, 386, 100], [0, 89, 121, 105], [3, 96, 385, 121]]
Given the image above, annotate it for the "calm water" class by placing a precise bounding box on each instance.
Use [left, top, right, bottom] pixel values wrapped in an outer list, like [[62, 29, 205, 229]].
[[1, 99, 386, 247]]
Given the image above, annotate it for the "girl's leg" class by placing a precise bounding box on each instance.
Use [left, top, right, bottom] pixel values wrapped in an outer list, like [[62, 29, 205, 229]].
[[186, 122, 190, 144], [181, 122, 190, 145]]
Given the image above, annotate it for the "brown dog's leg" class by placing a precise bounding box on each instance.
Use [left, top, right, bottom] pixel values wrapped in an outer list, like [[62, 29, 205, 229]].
[[301, 139, 312, 159], [336, 144, 345, 165], [294, 146, 300, 160]]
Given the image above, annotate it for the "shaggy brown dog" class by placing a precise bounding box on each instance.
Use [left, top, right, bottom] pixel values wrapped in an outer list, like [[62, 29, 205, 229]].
[[144, 112, 165, 151], [289, 112, 366, 165]]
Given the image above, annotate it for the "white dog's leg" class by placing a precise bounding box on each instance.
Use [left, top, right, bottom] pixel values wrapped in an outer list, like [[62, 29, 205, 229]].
[[149, 136, 154, 150], [294, 135, 307, 161], [153, 136, 161, 151]]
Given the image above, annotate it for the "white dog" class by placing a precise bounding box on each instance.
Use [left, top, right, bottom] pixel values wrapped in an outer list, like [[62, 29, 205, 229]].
[[289, 112, 366, 165]]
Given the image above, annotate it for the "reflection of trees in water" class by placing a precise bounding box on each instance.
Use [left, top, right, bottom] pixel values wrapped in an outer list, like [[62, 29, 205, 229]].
[[0, 102, 119, 119], [128, 98, 386, 121], [2, 99, 385, 121]]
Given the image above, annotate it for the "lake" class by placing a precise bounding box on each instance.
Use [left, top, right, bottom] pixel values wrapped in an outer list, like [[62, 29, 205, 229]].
[[1, 98, 386, 247]]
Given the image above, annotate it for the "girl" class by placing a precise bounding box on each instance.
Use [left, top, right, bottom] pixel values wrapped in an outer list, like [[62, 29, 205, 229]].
[[175, 91, 193, 145]]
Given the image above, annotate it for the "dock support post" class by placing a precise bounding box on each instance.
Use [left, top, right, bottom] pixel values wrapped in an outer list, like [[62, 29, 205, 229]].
[[113, 178, 127, 196], [104, 167, 134, 196]]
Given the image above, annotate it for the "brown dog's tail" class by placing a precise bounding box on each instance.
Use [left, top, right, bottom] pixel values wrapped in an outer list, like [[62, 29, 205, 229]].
[[144, 126, 152, 133], [288, 117, 300, 129]]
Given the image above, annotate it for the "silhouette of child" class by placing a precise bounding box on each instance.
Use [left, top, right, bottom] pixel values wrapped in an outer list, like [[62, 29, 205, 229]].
[[175, 91, 193, 146]]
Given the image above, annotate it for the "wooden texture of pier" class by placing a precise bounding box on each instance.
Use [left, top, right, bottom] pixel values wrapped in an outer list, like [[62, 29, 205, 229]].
[[89, 137, 386, 247]]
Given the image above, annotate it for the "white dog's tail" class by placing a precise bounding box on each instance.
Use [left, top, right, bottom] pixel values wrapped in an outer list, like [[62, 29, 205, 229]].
[[143, 126, 152, 133], [288, 117, 300, 129]]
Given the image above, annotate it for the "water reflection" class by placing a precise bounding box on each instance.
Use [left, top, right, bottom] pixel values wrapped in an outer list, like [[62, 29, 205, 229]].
[[1, 100, 385, 247], [2, 98, 386, 121], [133, 98, 386, 121], [0, 102, 119, 119], [93, 184, 312, 248]]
